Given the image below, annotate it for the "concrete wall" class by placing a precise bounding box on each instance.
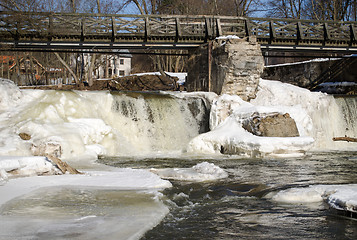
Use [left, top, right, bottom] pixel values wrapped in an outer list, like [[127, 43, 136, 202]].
[[186, 37, 264, 101]]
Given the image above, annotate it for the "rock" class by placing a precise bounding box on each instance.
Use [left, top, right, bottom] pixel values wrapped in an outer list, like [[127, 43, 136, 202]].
[[31, 142, 62, 158], [19, 132, 31, 140], [243, 113, 299, 137]]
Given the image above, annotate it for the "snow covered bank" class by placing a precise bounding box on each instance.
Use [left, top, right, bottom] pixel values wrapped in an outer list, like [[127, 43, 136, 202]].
[[269, 184, 357, 217], [150, 162, 228, 181]]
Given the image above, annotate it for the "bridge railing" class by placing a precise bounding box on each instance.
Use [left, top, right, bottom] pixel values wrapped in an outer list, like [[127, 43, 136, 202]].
[[0, 11, 357, 47]]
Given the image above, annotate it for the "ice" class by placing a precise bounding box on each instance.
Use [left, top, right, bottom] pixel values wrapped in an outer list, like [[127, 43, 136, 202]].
[[0, 78, 23, 112], [0, 166, 172, 239], [0, 168, 172, 206], [0, 187, 169, 240], [269, 184, 357, 215], [187, 91, 315, 157], [0, 156, 60, 182], [150, 162, 228, 181]]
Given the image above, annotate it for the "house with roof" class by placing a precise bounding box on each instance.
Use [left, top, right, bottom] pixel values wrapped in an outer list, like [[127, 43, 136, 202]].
[[85, 50, 132, 79]]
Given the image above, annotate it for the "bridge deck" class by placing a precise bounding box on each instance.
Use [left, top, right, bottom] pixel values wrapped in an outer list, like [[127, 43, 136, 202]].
[[1, 12, 357, 52]]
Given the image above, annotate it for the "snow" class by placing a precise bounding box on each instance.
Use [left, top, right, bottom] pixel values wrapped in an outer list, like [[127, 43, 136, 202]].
[[150, 162, 228, 181], [265, 58, 340, 68], [269, 184, 357, 214], [187, 89, 315, 157], [216, 35, 240, 40]]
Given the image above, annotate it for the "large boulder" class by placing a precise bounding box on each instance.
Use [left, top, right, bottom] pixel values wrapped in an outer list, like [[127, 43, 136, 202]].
[[242, 113, 299, 137]]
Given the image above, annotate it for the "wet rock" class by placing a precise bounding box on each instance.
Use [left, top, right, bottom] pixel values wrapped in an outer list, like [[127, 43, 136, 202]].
[[243, 113, 299, 137], [19, 132, 31, 140]]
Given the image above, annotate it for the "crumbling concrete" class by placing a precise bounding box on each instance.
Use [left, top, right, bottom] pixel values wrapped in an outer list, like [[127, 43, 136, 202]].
[[187, 37, 264, 101]]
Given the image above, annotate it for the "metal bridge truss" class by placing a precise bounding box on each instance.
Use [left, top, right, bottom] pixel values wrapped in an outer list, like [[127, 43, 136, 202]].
[[1, 11, 357, 53]]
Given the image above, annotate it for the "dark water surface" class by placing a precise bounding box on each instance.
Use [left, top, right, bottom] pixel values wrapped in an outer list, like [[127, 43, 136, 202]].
[[99, 151, 357, 240]]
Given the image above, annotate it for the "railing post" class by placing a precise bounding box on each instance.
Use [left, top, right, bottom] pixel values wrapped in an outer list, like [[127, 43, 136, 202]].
[[145, 17, 150, 41], [111, 16, 116, 42], [323, 23, 331, 41], [48, 13, 53, 41], [269, 21, 276, 41], [175, 17, 182, 40], [350, 24, 357, 44], [81, 18, 86, 40], [216, 18, 222, 37], [245, 19, 252, 37], [205, 17, 213, 41], [297, 21, 304, 41]]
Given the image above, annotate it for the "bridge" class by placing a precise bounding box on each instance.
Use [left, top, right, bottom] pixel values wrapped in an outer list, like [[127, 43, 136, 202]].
[[1, 11, 357, 54]]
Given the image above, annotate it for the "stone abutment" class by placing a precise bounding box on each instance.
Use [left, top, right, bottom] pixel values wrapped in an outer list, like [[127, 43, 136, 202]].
[[186, 37, 264, 101]]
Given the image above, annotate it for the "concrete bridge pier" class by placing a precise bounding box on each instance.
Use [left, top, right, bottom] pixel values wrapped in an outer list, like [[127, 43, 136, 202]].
[[186, 37, 264, 101]]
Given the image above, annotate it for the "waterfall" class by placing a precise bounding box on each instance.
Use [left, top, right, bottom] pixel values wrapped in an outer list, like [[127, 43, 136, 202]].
[[106, 92, 210, 155], [334, 96, 357, 139], [4, 90, 211, 159]]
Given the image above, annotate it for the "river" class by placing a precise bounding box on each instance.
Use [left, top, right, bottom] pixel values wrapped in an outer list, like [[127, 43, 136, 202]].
[[98, 152, 357, 239]]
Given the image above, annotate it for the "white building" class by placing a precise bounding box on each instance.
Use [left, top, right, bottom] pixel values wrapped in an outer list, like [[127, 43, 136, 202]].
[[85, 50, 132, 79]]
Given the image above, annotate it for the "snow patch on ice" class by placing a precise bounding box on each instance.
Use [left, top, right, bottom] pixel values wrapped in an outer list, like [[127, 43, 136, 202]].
[[150, 162, 228, 181], [269, 184, 357, 215]]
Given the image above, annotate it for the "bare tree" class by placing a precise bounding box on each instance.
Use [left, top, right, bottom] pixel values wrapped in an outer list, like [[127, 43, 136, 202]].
[[309, 0, 352, 21]]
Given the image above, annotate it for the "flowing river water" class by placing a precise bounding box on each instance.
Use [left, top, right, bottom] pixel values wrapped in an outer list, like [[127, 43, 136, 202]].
[[99, 152, 357, 239]]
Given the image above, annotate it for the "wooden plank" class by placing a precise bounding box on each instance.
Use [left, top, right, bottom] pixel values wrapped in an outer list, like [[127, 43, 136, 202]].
[[46, 155, 82, 174], [333, 137, 357, 142]]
